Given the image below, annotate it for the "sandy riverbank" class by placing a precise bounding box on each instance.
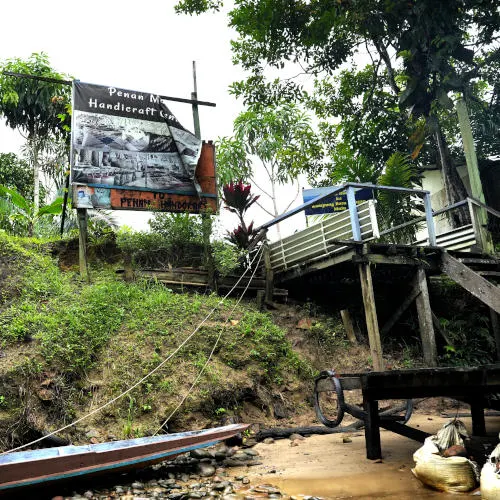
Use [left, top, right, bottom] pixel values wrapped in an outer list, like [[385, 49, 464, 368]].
[[239, 414, 500, 499]]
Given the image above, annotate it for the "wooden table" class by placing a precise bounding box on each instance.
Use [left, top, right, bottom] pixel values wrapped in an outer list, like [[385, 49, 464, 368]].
[[359, 364, 500, 459]]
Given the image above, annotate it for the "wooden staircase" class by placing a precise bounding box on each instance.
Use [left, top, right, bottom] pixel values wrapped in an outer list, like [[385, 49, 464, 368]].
[[441, 252, 500, 314]]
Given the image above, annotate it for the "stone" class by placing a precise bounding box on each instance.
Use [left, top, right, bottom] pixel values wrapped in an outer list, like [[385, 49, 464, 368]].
[[289, 434, 305, 441], [296, 318, 313, 330], [290, 441, 299, 447], [51, 496, 64, 500], [189, 493, 204, 499], [83, 491, 93, 499], [246, 460, 263, 466], [342, 436, 352, 443], [198, 463, 216, 477], [244, 449, 259, 457], [242, 438, 258, 448], [191, 449, 213, 459], [131, 482, 145, 490], [85, 429, 99, 439], [223, 458, 244, 467], [215, 451, 228, 460], [242, 477, 251, 485], [263, 438, 275, 445]]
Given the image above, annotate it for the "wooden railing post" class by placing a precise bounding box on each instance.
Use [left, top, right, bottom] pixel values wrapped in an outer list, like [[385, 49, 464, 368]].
[[347, 187, 362, 241], [423, 193, 436, 246]]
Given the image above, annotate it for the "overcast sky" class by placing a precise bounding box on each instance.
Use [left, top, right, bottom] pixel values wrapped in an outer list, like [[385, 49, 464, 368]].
[[0, 0, 310, 237]]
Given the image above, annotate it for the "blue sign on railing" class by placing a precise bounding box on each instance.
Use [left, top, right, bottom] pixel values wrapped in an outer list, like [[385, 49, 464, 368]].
[[303, 187, 374, 215]]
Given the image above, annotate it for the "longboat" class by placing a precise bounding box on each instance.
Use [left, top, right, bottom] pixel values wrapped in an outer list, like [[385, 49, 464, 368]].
[[0, 423, 248, 493]]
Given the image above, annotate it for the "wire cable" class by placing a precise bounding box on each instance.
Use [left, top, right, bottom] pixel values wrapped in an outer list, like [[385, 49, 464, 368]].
[[1, 246, 264, 456], [153, 248, 264, 435]]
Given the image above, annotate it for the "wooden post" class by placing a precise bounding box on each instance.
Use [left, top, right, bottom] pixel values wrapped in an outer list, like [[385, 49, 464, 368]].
[[191, 61, 201, 139], [491, 308, 500, 361], [123, 254, 134, 282], [456, 98, 493, 254], [263, 243, 274, 304], [358, 262, 384, 371], [470, 399, 486, 436], [423, 192, 437, 246], [340, 310, 358, 345], [347, 187, 362, 241], [363, 396, 382, 460], [77, 208, 90, 282], [414, 268, 437, 366]]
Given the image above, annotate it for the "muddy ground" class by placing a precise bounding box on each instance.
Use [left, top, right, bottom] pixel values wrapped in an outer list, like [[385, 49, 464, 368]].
[[239, 413, 500, 499]]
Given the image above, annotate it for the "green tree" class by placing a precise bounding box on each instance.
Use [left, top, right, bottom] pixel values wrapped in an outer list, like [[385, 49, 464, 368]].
[[0, 185, 63, 237], [177, 0, 499, 210], [0, 153, 33, 198], [217, 102, 322, 220], [0, 52, 71, 210]]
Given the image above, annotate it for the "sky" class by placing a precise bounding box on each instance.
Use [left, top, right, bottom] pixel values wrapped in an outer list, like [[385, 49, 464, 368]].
[[0, 0, 318, 240]]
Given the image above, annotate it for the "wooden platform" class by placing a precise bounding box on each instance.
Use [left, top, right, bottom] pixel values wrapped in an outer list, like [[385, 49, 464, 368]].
[[354, 364, 500, 459]]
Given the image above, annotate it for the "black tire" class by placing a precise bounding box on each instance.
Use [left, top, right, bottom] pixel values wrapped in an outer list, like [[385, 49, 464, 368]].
[[314, 370, 345, 428]]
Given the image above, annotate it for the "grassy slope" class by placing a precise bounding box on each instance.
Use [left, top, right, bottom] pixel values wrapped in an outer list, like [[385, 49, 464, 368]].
[[0, 233, 315, 449]]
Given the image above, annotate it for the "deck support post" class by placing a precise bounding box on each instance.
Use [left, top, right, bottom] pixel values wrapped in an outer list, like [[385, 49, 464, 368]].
[[414, 268, 437, 367], [363, 396, 381, 460], [340, 310, 358, 345], [470, 398, 486, 436], [490, 308, 500, 361], [358, 262, 384, 371]]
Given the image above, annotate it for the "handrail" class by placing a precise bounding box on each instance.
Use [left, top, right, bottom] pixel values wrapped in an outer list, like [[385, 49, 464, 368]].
[[468, 197, 500, 219], [256, 182, 431, 232]]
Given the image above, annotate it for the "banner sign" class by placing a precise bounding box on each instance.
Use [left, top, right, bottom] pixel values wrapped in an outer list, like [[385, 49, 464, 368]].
[[70, 81, 217, 213], [73, 141, 217, 213], [71, 81, 202, 194], [303, 186, 374, 215]]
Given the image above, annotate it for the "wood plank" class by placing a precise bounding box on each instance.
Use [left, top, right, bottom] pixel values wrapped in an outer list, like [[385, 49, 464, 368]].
[[379, 420, 430, 443], [441, 252, 500, 314], [414, 268, 438, 367], [358, 263, 384, 371]]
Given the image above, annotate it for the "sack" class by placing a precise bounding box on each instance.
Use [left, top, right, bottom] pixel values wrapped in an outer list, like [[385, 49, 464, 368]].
[[412, 420, 479, 493], [480, 441, 500, 500]]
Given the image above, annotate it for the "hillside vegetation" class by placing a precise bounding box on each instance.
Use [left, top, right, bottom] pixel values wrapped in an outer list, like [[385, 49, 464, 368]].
[[0, 232, 325, 450]]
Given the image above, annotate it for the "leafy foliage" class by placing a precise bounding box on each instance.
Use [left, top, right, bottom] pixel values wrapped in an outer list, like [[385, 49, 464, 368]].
[[377, 153, 423, 244], [0, 153, 33, 199], [0, 185, 63, 237], [222, 181, 259, 249], [0, 52, 71, 208], [217, 103, 322, 218], [177, 0, 500, 207]]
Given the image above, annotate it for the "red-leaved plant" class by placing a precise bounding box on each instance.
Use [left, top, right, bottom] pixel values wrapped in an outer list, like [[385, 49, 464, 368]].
[[223, 181, 260, 249]]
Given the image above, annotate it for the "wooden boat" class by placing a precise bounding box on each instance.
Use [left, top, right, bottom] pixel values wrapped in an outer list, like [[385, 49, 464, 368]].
[[0, 423, 248, 493]]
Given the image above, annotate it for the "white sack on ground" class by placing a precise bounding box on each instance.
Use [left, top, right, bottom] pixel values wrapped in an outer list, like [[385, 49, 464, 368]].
[[480, 440, 500, 500], [412, 420, 479, 493]]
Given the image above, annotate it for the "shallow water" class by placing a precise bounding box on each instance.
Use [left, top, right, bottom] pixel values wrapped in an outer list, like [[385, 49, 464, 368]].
[[271, 472, 463, 499]]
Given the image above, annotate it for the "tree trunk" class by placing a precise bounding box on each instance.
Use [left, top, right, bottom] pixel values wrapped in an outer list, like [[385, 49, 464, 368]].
[[32, 138, 40, 212], [434, 124, 469, 227]]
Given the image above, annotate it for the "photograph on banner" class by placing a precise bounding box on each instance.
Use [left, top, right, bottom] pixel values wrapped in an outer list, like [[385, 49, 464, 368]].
[[71, 81, 202, 194]]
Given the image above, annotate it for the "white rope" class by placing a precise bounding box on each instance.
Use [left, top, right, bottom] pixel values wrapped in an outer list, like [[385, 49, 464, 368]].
[[153, 248, 264, 435], [1, 246, 264, 456]]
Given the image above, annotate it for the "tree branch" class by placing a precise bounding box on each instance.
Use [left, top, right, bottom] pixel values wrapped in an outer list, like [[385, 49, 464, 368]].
[[372, 38, 400, 95]]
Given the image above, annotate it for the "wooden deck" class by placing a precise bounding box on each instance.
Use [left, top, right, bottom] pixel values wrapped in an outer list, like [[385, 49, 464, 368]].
[[258, 184, 500, 370]]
